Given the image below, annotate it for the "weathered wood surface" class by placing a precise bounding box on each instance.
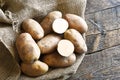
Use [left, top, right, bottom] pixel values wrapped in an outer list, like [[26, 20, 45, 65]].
[[86, 29, 120, 53], [86, 0, 120, 14], [69, 45, 120, 80], [86, 6, 120, 35], [86, 3, 120, 53], [68, 0, 120, 80]]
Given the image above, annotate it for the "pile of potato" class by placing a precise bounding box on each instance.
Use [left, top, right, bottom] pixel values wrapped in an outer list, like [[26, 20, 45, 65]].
[[15, 11, 88, 77]]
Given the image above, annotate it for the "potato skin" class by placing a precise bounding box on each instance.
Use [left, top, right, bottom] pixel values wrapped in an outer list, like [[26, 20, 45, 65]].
[[37, 34, 61, 54], [40, 11, 62, 35], [64, 14, 88, 33], [16, 33, 40, 63], [64, 29, 87, 54], [22, 19, 44, 40], [21, 60, 49, 77], [42, 52, 76, 68]]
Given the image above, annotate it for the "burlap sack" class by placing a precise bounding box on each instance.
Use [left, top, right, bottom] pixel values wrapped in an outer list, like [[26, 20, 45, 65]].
[[0, 0, 87, 80]]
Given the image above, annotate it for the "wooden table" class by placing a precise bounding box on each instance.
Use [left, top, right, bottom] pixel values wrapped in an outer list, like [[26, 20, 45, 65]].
[[68, 0, 120, 79]]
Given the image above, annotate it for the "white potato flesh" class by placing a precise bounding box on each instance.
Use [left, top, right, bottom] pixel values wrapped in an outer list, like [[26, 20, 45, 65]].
[[52, 18, 69, 34], [57, 39, 74, 57]]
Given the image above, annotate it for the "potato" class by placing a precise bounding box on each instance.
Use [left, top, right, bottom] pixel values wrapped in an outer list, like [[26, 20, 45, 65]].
[[57, 39, 74, 57], [16, 33, 40, 63], [52, 18, 69, 34], [40, 11, 62, 35], [42, 52, 76, 68], [37, 34, 61, 54], [64, 14, 88, 33], [22, 19, 44, 40], [21, 60, 49, 77], [64, 29, 87, 54]]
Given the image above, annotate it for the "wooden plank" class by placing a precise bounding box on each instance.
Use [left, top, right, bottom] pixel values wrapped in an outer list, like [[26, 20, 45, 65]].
[[86, 29, 120, 53], [85, 5, 120, 53], [116, 6, 120, 17], [86, 6, 120, 36], [67, 0, 120, 80], [86, 0, 120, 14], [68, 45, 120, 80]]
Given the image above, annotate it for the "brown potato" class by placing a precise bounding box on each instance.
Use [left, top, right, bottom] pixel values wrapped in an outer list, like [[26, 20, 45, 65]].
[[21, 60, 49, 77], [37, 34, 61, 54], [16, 33, 40, 63], [64, 14, 88, 33], [64, 29, 87, 54], [22, 19, 44, 40], [40, 11, 62, 35], [42, 52, 76, 68]]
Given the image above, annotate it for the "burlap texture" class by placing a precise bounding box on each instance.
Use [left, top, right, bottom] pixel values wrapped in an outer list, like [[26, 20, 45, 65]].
[[0, 0, 87, 80]]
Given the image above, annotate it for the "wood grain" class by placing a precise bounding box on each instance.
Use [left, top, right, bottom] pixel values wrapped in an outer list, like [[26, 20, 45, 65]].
[[86, 6, 120, 36], [68, 0, 120, 80], [86, 29, 120, 53], [86, 0, 120, 14], [85, 4, 120, 53], [68, 45, 120, 80]]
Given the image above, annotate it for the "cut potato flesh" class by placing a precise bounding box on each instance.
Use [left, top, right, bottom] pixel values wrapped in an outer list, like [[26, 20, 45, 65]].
[[52, 18, 69, 34], [57, 39, 74, 57]]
